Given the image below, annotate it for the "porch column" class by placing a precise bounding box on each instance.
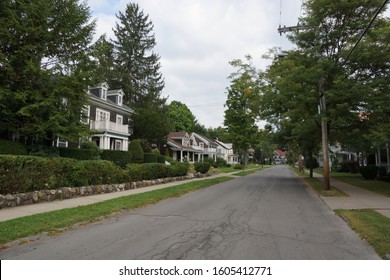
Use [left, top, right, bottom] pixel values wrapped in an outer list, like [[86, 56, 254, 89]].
[[104, 136, 110, 150], [99, 136, 105, 149], [123, 139, 129, 151], [180, 150, 183, 162]]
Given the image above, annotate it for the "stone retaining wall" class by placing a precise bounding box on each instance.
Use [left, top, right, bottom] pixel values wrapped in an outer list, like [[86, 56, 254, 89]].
[[0, 172, 212, 209]]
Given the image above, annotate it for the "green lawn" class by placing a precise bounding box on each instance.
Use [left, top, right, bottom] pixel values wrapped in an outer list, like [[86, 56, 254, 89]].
[[292, 167, 347, 197], [336, 209, 390, 259], [0, 177, 232, 246], [331, 173, 390, 197]]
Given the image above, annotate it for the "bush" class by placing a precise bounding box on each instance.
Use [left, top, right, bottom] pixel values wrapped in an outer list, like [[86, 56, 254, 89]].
[[28, 145, 59, 157], [0, 139, 28, 155], [129, 140, 144, 163], [144, 153, 157, 163], [305, 157, 319, 169], [127, 162, 189, 181], [338, 160, 358, 173], [216, 157, 227, 168], [59, 147, 99, 160], [359, 165, 379, 180], [157, 155, 166, 164], [378, 166, 387, 179], [234, 164, 244, 170], [100, 150, 132, 168], [194, 162, 211, 174], [0, 155, 129, 194]]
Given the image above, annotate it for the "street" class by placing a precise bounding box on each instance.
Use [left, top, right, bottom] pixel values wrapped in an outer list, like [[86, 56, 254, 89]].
[[0, 165, 379, 259]]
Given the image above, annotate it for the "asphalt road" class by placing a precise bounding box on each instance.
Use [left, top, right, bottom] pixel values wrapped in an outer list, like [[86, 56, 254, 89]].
[[0, 165, 379, 259]]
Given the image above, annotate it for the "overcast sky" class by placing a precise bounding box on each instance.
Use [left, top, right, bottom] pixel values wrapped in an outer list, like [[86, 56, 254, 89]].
[[88, 0, 304, 128]]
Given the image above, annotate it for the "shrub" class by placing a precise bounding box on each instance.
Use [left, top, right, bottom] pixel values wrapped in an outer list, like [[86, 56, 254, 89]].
[[0, 139, 28, 155], [28, 145, 59, 157], [59, 147, 99, 160], [101, 150, 132, 168], [359, 165, 379, 180], [144, 153, 157, 163], [378, 166, 387, 179], [0, 155, 128, 194], [129, 140, 144, 163], [157, 155, 166, 164], [305, 157, 319, 169], [216, 157, 227, 168], [338, 160, 358, 173], [194, 162, 211, 174], [234, 164, 244, 170], [127, 162, 189, 181]]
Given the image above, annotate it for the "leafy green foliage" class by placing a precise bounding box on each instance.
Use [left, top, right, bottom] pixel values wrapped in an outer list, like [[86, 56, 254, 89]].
[[194, 162, 211, 174], [59, 148, 100, 160], [0, 139, 28, 155], [129, 140, 144, 163], [144, 153, 157, 163], [359, 165, 380, 180], [100, 150, 132, 168], [168, 101, 197, 132], [0, 0, 96, 144], [127, 162, 189, 181], [0, 155, 128, 194]]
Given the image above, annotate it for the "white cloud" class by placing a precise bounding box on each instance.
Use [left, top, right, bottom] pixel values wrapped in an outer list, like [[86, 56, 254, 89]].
[[88, 0, 303, 128]]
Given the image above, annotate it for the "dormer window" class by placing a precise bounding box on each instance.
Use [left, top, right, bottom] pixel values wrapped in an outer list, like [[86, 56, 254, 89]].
[[118, 95, 123, 106], [101, 88, 107, 100]]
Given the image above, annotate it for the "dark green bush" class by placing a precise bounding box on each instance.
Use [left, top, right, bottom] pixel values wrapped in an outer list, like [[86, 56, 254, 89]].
[[129, 140, 144, 163], [305, 157, 319, 169], [59, 147, 99, 160], [194, 162, 211, 174], [127, 162, 189, 181], [157, 155, 166, 164], [28, 145, 59, 157], [0, 155, 128, 194], [0, 139, 28, 155], [144, 153, 157, 163], [359, 165, 379, 180], [378, 166, 387, 179], [338, 160, 358, 173], [234, 164, 244, 170], [100, 150, 132, 168], [216, 157, 227, 168]]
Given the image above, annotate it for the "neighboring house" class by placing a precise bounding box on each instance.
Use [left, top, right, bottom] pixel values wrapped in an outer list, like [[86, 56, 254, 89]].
[[86, 82, 134, 151], [191, 132, 218, 161], [166, 132, 200, 162], [214, 139, 239, 164], [274, 149, 287, 164]]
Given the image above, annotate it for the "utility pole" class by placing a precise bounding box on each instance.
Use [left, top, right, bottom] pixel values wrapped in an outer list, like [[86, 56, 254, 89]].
[[277, 25, 331, 190]]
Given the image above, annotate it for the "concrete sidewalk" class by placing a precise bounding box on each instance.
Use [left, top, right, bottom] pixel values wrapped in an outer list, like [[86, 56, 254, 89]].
[[0, 172, 241, 223], [313, 172, 390, 218]]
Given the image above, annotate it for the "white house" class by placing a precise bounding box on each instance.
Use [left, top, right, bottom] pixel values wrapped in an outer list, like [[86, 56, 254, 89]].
[[214, 139, 239, 164]]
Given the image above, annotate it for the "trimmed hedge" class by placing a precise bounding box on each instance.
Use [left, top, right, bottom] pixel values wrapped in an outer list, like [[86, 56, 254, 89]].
[[101, 150, 132, 168], [59, 147, 100, 160], [129, 140, 144, 163], [0, 155, 129, 194], [0, 139, 28, 155], [157, 155, 166, 164], [144, 153, 157, 163], [194, 162, 211, 174], [359, 165, 379, 180], [127, 162, 189, 182]]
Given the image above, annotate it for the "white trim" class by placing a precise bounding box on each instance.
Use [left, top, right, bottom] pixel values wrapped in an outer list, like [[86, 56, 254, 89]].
[[96, 108, 110, 122], [116, 114, 123, 125]]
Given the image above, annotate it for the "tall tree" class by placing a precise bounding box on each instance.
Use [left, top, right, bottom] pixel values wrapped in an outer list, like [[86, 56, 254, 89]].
[[112, 3, 170, 144], [0, 0, 95, 144], [224, 55, 260, 166], [168, 101, 197, 132]]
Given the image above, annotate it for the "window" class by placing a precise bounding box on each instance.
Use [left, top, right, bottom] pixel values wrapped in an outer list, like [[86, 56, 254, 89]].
[[115, 140, 122, 150], [118, 95, 123, 106], [96, 108, 110, 121], [116, 114, 123, 124], [81, 105, 90, 124], [101, 89, 107, 100], [200, 143, 204, 149]]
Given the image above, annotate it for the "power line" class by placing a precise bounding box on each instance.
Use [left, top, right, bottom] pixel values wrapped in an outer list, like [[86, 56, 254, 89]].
[[340, 0, 389, 68]]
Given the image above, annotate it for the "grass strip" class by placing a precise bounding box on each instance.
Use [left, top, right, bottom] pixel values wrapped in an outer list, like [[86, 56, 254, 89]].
[[0, 177, 232, 245], [335, 209, 390, 259], [234, 169, 261, 176], [332, 176, 390, 197], [292, 167, 347, 197]]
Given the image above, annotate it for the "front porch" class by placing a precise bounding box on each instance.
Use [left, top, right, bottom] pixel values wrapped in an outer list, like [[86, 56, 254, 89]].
[[92, 133, 129, 151]]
